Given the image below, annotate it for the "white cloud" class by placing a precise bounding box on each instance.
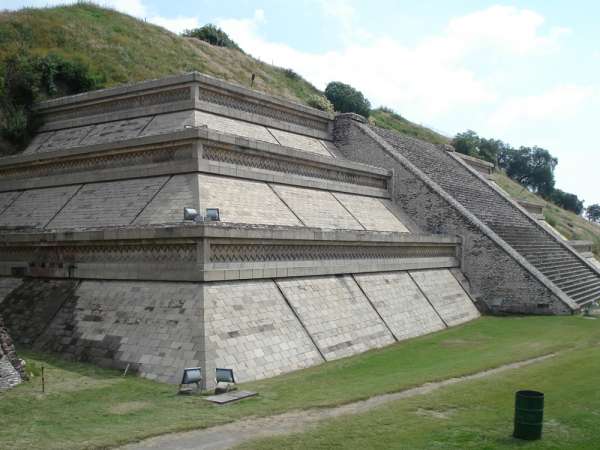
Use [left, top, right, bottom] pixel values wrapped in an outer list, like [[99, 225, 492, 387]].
[[218, 5, 567, 118], [488, 84, 598, 129]]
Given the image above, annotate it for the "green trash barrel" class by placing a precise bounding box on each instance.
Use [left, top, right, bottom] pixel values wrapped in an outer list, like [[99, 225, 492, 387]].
[[513, 390, 544, 440]]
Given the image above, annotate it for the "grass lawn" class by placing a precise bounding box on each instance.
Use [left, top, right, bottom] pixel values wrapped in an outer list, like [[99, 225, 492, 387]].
[[1, 316, 599, 449], [236, 339, 600, 450]]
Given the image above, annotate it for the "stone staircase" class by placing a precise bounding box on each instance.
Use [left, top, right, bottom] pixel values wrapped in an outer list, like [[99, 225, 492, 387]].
[[372, 126, 600, 307]]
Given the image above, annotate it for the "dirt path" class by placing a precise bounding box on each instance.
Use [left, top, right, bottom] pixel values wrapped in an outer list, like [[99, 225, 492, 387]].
[[119, 353, 555, 450]]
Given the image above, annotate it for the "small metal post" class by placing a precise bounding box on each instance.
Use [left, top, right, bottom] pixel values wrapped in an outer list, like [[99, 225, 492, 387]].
[[41, 366, 45, 393]]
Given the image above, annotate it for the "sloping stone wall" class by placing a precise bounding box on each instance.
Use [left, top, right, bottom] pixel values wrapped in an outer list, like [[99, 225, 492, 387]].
[[0, 316, 25, 390]]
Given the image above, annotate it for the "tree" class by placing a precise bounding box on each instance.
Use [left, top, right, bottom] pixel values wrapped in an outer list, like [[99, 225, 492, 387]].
[[324, 81, 371, 118], [452, 130, 480, 157], [182, 25, 243, 52], [505, 146, 557, 197], [586, 204, 600, 223], [550, 189, 584, 215], [452, 130, 511, 164]]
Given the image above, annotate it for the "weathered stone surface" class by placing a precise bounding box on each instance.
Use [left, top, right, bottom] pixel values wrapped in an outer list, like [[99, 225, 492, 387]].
[[203, 280, 323, 383], [276, 275, 395, 360], [409, 269, 480, 326], [198, 174, 301, 226], [0, 278, 22, 305], [48, 176, 168, 229], [134, 175, 196, 225], [333, 193, 410, 232], [271, 184, 362, 230], [0, 315, 26, 387], [353, 272, 445, 340], [24, 125, 95, 154], [0, 191, 22, 214], [268, 128, 332, 157], [81, 117, 153, 146], [1, 279, 79, 345], [0, 185, 81, 228], [195, 111, 278, 144], [37, 280, 205, 384], [139, 111, 195, 137]]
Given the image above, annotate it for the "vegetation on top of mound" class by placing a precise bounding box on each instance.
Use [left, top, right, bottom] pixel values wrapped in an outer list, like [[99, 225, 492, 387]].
[[370, 107, 451, 145], [182, 24, 243, 51], [325, 81, 371, 118]]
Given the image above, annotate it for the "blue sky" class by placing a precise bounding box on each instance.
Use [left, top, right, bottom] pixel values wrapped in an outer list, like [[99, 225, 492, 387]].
[[5, 0, 600, 206]]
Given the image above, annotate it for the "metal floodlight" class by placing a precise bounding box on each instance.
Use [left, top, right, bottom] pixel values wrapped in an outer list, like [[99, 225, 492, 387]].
[[205, 208, 220, 222], [216, 368, 235, 384], [183, 124, 194, 129], [183, 207, 199, 221], [178, 367, 202, 395]]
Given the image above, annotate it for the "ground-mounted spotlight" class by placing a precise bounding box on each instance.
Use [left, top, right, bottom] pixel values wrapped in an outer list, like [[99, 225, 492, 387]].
[[178, 367, 202, 395], [183, 207, 200, 221], [205, 208, 220, 222]]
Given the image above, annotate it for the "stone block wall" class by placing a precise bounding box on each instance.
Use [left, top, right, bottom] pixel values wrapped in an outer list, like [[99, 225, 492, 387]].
[[333, 114, 572, 315], [0, 316, 25, 391]]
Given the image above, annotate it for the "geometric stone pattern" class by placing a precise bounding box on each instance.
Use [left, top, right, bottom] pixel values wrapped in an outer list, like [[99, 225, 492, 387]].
[[409, 269, 480, 326], [139, 111, 195, 137], [194, 111, 278, 145], [198, 174, 301, 226], [334, 193, 410, 232], [24, 125, 95, 154], [80, 117, 153, 146], [203, 280, 323, 382], [36, 280, 205, 384], [134, 175, 196, 225], [353, 272, 446, 340], [276, 275, 395, 360], [0, 191, 21, 215], [268, 128, 332, 157], [47, 176, 168, 229], [0, 185, 81, 228], [271, 184, 363, 230]]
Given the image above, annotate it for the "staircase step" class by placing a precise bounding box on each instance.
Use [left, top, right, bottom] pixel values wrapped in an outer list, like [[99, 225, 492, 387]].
[[574, 289, 600, 305], [554, 274, 599, 289], [536, 261, 582, 271], [564, 280, 600, 297], [541, 265, 590, 277]]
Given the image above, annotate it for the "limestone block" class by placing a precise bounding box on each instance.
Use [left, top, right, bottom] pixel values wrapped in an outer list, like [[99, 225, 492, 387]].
[[271, 184, 363, 230], [0, 355, 21, 391], [203, 280, 323, 382], [194, 111, 278, 144], [27, 125, 95, 154], [139, 111, 196, 137], [22, 131, 54, 154], [0, 185, 81, 228], [334, 193, 410, 232], [0, 191, 21, 215], [198, 174, 301, 226], [134, 175, 196, 225], [409, 269, 480, 326], [37, 280, 205, 384], [276, 275, 394, 360], [268, 128, 332, 157], [353, 272, 445, 341], [80, 117, 152, 146], [47, 176, 168, 229]]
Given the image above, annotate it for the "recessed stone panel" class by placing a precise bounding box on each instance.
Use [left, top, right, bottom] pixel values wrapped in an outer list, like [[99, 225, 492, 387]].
[[22, 131, 55, 154], [134, 175, 196, 225], [268, 128, 332, 157], [271, 184, 363, 230], [29, 125, 95, 154], [139, 111, 196, 137], [194, 111, 277, 144], [80, 117, 152, 146], [36, 280, 205, 384], [334, 193, 410, 232], [199, 174, 301, 226], [0, 278, 23, 306], [276, 275, 395, 360], [0, 185, 80, 228], [353, 272, 445, 340], [203, 280, 323, 382], [409, 269, 480, 326], [47, 176, 168, 229], [0, 191, 22, 215]]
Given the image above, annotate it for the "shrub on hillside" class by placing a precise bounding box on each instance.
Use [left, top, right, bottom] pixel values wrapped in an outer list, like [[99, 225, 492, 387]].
[[182, 25, 243, 52], [0, 51, 101, 154], [306, 94, 334, 113], [324, 81, 371, 118]]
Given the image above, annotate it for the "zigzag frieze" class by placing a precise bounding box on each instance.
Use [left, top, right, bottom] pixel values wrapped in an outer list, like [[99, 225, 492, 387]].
[[209, 243, 456, 263], [203, 146, 386, 189], [0, 145, 191, 180], [0, 244, 196, 263], [44, 87, 192, 122], [198, 88, 329, 132]]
